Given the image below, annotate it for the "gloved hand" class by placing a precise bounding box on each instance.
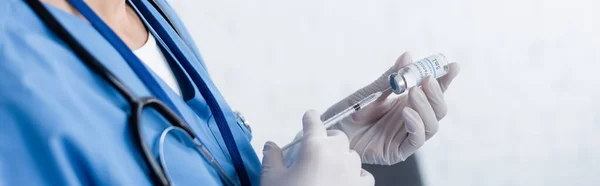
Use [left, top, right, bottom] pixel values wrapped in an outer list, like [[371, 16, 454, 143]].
[[323, 51, 460, 165], [260, 110, 375, 186]]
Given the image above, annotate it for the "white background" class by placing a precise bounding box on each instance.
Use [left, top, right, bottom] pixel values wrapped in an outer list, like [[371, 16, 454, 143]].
[[171, 0, 600, 185]]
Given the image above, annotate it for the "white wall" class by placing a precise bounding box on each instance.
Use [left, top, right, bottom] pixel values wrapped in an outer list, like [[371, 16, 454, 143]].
[[170, 0, 600, 185]]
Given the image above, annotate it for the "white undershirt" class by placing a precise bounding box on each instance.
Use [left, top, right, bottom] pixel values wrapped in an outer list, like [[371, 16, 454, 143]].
[[133, 33, 181, 96]]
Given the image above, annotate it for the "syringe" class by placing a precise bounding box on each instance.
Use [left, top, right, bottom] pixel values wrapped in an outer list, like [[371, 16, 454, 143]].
[[280, 53, 451, 151], [281, 90, 385, 150]]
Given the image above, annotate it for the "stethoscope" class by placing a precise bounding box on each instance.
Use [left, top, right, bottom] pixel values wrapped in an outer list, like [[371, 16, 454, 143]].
[[23, 0, 251, 185]]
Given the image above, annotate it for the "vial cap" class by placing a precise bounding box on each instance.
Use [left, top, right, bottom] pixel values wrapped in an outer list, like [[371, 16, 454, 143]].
[[388, 72, 407, 94]]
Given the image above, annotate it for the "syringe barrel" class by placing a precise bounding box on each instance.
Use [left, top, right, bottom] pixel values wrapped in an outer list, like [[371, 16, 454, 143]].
[[388, 53, 450, 94]]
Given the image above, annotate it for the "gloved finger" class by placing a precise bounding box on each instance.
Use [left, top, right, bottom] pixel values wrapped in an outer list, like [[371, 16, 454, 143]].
[[352, 96, 400, 123], [303, 110, 327, 138], [346, 52, 414, 122], [421, 76, 448, 120], [321, 52, 412, 123], [438, 63, 461, 92], [322, 52, 413, 123], [281, 139, 302, 168], [398, 107, 426, 162], [327, 129, 351, 151], [261, 141, 285, 173], [408, 86, 439, 140], [352, 52, 413, 101], [358, 169, 375, 186]]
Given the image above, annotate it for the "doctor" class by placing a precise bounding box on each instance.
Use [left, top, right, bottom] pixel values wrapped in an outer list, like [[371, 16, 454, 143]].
[[0, 0, 460, 185]]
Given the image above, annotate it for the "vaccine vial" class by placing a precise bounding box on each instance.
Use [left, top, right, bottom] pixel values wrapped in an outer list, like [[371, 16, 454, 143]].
[[388, 53, 450, 94]]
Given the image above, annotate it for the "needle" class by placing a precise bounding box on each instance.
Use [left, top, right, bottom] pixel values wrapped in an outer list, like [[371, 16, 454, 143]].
[[281, 90, 387, 150]]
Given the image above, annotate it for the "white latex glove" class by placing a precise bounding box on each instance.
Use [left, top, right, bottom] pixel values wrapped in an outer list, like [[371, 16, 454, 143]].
[[260, 110, 375, 186], [323, 52, 460, 165]]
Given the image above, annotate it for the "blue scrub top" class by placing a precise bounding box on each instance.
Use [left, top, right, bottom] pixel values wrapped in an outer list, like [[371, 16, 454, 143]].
[[0, 0, 261, 185]]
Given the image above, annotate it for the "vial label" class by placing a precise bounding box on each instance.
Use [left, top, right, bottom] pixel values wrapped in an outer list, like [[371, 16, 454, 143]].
[[405, 54, 449, 85]]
